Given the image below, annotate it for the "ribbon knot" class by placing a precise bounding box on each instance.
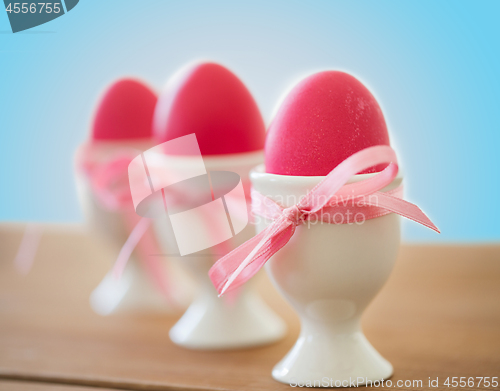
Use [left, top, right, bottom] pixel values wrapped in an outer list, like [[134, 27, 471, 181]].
[[209, 145, 440, 296], [282, 205, 305, 226]]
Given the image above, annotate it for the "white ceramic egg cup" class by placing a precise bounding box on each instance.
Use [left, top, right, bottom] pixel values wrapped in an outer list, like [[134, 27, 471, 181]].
[[154, 151, 286, 349], [75, 142, 191, 316], [251, 164, 401, 386]]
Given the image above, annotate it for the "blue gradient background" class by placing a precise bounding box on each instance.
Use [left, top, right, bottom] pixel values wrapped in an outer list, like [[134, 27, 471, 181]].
[[0, 1, 499, 242]]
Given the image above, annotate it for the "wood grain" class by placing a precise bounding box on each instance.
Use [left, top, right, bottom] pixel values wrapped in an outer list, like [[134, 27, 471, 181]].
[[0, 380, 123, 391], [0, 224, 499, 390]]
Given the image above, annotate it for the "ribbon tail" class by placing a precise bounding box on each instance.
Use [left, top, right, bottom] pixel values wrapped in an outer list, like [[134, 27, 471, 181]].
[[209, 218, 295, 296], [14, 223, 43, 275], [218, 228, 275, 296], [374, 192, 440, 233], [134, 222, 180, 309], [112, 217, 151, 279]]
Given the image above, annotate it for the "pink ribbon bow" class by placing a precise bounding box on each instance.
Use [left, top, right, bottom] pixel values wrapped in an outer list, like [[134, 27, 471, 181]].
[[79, 148, 178, 307], [209, 145, 439, 296]]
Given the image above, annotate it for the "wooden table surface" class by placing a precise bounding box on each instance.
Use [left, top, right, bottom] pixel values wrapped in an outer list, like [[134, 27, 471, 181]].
[[0, 380, 122, 391], [0, 224, 499, 391]]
